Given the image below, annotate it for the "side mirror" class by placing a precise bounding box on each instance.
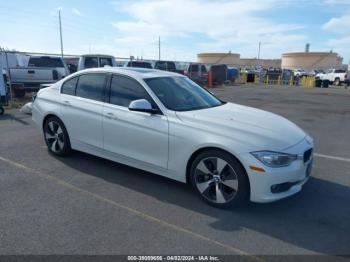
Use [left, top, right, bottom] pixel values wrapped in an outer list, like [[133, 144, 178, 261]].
[[129, 99, 158, 114]]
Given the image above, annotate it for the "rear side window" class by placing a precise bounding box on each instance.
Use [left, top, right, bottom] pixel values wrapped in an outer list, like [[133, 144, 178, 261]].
[[109, 75, 154, 108], [84, 57, 98, 68], [29, 57, 64, 67], [201, 65, 207, 73], [76, 74, 106, 102], [61, 77, 78, 95], [100, 58, 113, 67]]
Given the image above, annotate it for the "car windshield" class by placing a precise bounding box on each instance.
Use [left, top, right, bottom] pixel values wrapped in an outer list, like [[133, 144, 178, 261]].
[[145, 77, 224, 111]]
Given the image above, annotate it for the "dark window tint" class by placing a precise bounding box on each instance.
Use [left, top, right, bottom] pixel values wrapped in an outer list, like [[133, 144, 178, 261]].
[[335, 69, 346, 73], [84, 57, 98, 68], [190, 64, 199, 72], [100, 58, 113, 67], [76, 74, 106, 101], [61, 77, 78, 95], [155, 61, 167, 70], [28, 57, 64, 67], [166, 62, 176, 70], [201, 65, 207, 73], [128, 61, 153, 69], [110, 75, 154, 108]]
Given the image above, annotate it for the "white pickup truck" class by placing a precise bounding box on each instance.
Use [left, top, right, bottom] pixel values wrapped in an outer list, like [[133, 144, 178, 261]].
[[1, 53, 69, 89], [318, 69, 347, 86]]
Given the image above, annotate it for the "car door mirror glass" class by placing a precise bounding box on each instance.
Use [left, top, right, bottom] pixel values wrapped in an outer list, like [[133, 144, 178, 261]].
[[129, 99, 157, 114]]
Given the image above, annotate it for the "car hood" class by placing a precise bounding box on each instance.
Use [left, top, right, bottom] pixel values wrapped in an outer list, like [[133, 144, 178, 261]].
[[175, 102, 306, 152]]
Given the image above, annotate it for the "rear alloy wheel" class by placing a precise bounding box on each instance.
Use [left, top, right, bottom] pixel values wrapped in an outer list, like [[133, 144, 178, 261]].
[[190, 150, 249, 208], [44, 117, 71, 156]]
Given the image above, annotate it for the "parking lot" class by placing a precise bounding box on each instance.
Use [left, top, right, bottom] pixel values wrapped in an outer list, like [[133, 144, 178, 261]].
[[0, 85, 349, 258]]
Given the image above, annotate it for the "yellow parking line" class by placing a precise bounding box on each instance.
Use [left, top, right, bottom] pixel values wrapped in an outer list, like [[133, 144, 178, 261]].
[[0, 155, 264, 262]]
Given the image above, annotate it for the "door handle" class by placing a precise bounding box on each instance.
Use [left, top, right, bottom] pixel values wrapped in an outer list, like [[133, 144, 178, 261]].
[[63, 100, 71, 106], [105, 112, 117, 120]]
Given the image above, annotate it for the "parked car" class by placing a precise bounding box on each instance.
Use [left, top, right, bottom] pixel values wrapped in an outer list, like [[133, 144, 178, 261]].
[[293, 69, 309, 77], [125, 61, 153, 69], [32, 67, 314, 208], [154, 60, 184, 74], [319, 69, 347, 86], [184, 63, 208, 85], [77, 54, 117, 71], [4, 55, 69, 89]]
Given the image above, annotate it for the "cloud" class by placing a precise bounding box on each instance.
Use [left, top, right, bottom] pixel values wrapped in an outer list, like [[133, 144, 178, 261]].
[[72, 8, 84, 17], [323, 15, 350, 32], [110, 0, 306, 60]]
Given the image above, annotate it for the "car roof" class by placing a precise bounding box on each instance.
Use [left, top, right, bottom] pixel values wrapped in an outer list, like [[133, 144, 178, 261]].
[[75, 67, 183, 79], [81, 54, 114, 58]]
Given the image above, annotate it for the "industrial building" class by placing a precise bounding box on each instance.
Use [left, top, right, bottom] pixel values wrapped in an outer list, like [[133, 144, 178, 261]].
[[197, 52, 240, 66], [281, 52, 343, 70], [197, 49, 344, 70]]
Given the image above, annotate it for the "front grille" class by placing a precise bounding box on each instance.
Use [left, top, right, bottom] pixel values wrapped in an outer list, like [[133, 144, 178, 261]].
[[303, 148, 313, 163]]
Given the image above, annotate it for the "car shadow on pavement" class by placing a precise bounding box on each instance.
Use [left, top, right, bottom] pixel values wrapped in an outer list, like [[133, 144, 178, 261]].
[[56, 151, 350, 256], [0, 111, 30, 125]]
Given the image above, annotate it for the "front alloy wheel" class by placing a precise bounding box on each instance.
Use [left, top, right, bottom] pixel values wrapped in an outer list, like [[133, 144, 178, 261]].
[[44, 117, 71, 156], [190, 150, 249, 208]]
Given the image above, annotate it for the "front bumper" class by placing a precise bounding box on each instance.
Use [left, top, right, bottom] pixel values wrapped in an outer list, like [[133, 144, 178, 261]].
[[242, 137, 314, 203]]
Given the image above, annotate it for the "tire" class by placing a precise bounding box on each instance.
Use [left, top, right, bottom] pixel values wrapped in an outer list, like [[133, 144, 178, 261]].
[[43, 116, 71, 156], [190, 149, 249, 208], [0, 106, 4, 115], [334, 78, 340, 86]]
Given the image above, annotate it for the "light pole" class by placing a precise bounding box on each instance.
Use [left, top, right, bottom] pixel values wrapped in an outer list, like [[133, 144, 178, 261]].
[[59, 10, 64, 58]]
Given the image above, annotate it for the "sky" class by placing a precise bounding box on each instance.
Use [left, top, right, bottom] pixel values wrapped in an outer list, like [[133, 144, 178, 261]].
[[0, 0, 349, 62]]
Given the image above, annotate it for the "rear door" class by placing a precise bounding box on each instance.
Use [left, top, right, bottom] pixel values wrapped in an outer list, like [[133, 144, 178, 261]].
[[103, 74, 168, 169], [60, 73, 107, 149]]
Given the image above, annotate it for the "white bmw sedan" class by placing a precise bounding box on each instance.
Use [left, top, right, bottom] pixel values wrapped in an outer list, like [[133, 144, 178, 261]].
[[32, 68, 314, 208]]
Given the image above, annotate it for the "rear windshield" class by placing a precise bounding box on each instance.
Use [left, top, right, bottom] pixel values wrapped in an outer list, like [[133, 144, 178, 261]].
[[28, 57, 64, 68], [155, 61, 176, 70], [128, 61, 153, 69], [335, 69, 346, 73]]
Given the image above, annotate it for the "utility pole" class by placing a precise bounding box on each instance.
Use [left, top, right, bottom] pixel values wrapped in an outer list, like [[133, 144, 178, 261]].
[[158, 36, 161, 61], [258, 41, 261, 60], [59, 10, 64, 58]]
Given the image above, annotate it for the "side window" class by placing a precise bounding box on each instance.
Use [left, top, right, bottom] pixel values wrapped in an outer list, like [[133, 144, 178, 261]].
[[110, 75, 155, 108], [100, 58, 112, 67], [201, 65, 207, 73], [76, 74, 106, 102], [61, 77, 78, 95], [84, 57, 98, 68]]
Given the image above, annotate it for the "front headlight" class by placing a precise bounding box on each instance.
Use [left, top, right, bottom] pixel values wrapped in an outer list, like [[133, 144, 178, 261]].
[[251, 151, 297, 167]]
